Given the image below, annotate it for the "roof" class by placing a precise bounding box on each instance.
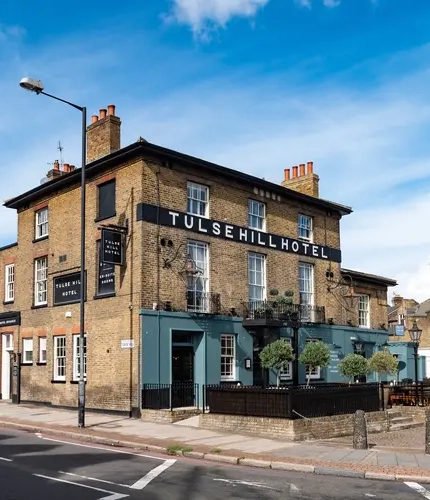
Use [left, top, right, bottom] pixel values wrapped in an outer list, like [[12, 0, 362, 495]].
[[341, 268, 398, 287], [0, 242, 18, 252], [3, 141, 353, 216]]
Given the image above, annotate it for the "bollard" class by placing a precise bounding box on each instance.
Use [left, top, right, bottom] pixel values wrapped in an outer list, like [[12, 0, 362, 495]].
[[353, 409, 368, 450], [425, 409, 430, 455]]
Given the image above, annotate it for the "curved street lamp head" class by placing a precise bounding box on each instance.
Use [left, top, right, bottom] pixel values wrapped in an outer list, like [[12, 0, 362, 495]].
[[19, 77, 44, 94]]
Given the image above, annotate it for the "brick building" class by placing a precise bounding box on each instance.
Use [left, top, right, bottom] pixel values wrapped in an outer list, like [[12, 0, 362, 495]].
[[0, 105, 397, 413]]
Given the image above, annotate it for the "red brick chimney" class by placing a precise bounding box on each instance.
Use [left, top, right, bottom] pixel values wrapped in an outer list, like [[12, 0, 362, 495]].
[[281, 161, 320, 198]]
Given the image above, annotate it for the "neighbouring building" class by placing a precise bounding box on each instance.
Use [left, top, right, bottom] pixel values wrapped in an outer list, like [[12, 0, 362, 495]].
[[0, 105, 398, 414]]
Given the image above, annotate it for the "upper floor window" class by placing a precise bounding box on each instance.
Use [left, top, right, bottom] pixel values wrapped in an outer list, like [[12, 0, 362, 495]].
[[34, 257, 48, 306], [4, 263, 14, 303], [299, 262, 314, 321], [298, 214, 313, 242], [358, 295, 370, 328], [187, 182, 209, 218], [97, 179, 116, 221], [248, 200, 266, 231], [186, 240, 209, 313], [248, 252, 266, 305], [35, 208, 49, 239]]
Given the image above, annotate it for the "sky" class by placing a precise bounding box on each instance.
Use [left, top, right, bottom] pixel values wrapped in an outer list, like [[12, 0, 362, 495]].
[[1, 0, 430, 303]]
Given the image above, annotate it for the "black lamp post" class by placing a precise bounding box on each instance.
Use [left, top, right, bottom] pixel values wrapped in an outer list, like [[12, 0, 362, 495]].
[[19, 77, 87, 427], [408, 320, 422, 406]]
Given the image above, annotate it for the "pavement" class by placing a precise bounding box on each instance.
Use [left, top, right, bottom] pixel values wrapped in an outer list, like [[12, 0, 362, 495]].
[[2, 402, 430, 485], [0, 427, 429, 500]]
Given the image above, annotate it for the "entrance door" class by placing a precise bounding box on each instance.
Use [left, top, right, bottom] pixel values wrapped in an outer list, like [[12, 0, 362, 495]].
[[1, 334, 13, 400], [171, 346, 195, 407]]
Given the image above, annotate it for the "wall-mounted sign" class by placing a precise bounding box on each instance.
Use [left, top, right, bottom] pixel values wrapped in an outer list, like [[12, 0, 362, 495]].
[[395, 325, 405, 337], [53, 271, 86, 306], [137, 203, 342, 263], [97, 242, 115, 295], [0, 311, 20, 327], [121, 339, 134, 349], [101, 229, 125, 266]]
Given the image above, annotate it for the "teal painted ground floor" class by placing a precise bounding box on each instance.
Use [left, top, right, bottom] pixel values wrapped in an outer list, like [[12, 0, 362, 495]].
[[140, 310, 426, 404]]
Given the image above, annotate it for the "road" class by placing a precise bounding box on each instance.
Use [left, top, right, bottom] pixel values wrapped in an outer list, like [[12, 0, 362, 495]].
[[0, 427, 429, 499]]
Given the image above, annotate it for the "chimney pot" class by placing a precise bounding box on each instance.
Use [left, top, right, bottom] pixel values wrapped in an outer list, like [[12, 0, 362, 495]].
[[53, 160, 60, 170], [307, 161, 314, 174], [69, 165, 75, 172], [63, 163, 70, 172], [107, 104, 116, 116], [299, 163, 306, 176], [99, 108, 107, 119], [284, 168, 291, 181], [91, 115, 99, 124], [292, 166, 298, 179]]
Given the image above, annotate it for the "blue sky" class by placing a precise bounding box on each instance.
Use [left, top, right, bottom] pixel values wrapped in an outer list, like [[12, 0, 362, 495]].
[[1, 0, 430, 301]]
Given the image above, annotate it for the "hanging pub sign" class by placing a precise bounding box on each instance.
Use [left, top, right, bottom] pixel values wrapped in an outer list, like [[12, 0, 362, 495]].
[[97, 241, 115, 296], [53, 271, 86, 306], [101, 228, 125, 266]]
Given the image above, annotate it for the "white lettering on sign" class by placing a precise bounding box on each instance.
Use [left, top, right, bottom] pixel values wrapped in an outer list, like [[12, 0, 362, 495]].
[[121, 339, 134, 349]]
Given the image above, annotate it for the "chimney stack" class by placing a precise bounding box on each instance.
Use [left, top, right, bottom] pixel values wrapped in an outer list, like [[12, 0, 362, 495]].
[[281, 161, 320, 198], [46, 160, 64, 181], [86, 104, 121, 163]]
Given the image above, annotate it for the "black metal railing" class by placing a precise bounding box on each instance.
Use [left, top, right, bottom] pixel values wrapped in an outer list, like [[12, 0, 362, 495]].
[[142, 383, 199, 410], [242, 301, 326, 324], [186, 291, 221, 314], [203, 383, 380, 419]]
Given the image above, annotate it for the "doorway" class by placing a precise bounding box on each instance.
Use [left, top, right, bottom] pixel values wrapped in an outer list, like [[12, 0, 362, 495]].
[[171, 346, 195, 407], [1, 334, 13, 400]]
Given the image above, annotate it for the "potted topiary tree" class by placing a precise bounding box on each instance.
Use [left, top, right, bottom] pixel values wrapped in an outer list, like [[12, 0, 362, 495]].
[[298, 340, 331, 386], [259, 339, 295, 387], [368, 351, 399, 383], [338, 353, 369, 385]]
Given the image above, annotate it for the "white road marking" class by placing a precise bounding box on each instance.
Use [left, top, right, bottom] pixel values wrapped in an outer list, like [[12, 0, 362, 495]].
[[130, 458, 177, 490], [59, 470, 130, 488], [364, 494, 376, 498], [213, 478, 280, 491], [33, 473, 129, 499], [0, 457, 12, 462], [39, 435, 165, 460], [405, 482, 430, 499]]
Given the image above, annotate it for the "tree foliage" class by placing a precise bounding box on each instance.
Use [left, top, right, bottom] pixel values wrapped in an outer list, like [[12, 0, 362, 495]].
[[259, 340, 295, 386], [368, 351, 399, 381], [338, 354, 369, 382], [298, 340, 331, 385]]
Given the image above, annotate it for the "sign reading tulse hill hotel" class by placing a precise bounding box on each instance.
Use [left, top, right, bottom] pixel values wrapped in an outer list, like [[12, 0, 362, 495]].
[[53, 271, 86, 306], [101, 228, 125, 266], [137, 203, 342, 262]]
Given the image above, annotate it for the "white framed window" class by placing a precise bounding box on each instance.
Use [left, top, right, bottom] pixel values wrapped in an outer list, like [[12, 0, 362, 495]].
[[53, 336, 66, 381], [358, 295, 370, 328], [398, 314, 404, 325], [305, 339, 320, 379], [221, 334, 236, 381], [187, 182, 209, 218], [4, 264, 14, 302], [248, 253, 266, 307], [298, 214, 313, 242], [279, 338, 293, 381], [39, 337, 47, 363], [34, 257, 48, 306], [4, 334, 13, 351], [248, 200, 266, 231], [299, 262, 314, 321], [22, 338, 33, 364], [73, 334, 87, 381], [35, 208, 49, 239], [186, 241, 209, 312]]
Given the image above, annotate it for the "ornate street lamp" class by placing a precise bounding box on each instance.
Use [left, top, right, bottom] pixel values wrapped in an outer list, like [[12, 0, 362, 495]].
[[408, 320, 422, 406]]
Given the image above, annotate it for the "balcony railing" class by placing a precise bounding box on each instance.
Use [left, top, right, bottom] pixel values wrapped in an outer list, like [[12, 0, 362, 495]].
[[186, 291, 221, 314], [242, 301, 325, 325]]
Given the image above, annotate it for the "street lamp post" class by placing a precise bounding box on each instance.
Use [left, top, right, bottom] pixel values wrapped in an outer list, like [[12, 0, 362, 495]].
[[408, 320, 422, 407], [19, 77, 87, 428]]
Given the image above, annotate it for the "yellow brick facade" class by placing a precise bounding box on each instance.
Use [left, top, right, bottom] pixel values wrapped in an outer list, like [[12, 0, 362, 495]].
[[0, 106, 396, 411]]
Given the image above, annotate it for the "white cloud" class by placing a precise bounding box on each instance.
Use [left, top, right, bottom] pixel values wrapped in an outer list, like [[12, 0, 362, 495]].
[[166, 0, 269, 38]]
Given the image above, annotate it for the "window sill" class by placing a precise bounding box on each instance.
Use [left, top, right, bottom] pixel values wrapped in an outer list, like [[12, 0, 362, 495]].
[[51, 379, 66, 384], [94, 213, 116, 223], [2, 300, 14, 305], [32, 304, 48, 310], [21, 363, 33, 366], [33, 235, 49, 244], [70, 380, 87, 384], [36, 362, 47, 366], [93, 293, 116, 300]]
